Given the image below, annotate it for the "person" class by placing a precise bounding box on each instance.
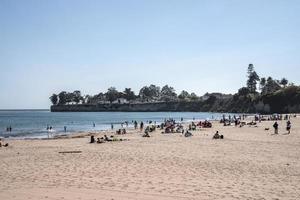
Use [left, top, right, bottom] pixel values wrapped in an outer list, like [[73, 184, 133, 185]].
[[273, 121, 279, 134], [286, 120, 291, 134], [142, 131, 150, 137], [184, 130, 192, 137], [97, 137, 104, 143], [213, 131, 224, 139], [111, 123, 114, 130], [93, 122, 95, 127], [134, 121, 138, 129], [104, 135, 112, 142], [64, 126, 67, 133], [90, 135, 95, 143], [0, 139, 9, 148], [140, 121, 144, 131]]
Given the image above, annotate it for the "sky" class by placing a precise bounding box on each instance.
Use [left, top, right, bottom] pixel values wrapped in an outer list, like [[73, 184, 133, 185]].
[[0, 0, 300, 109]]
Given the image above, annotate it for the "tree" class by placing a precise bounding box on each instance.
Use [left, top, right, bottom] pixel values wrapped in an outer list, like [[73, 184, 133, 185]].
[[238, 87, 250, 96], [73, 90, 82, 104], [49, 94, 58, 105], [259, 77, 266, 91], [262, 77, 281, 95], [123, 88, 136, 101], [148, 84, 160, 99], [190, 93, 199, 101], [139, 84, 160, 101], [247, 64, 260, 93], [280, 78, 288, 88], [65, 92, 74, 104], [58, 91, 67, 105], [178, 90, 190, 100], [139, 86, 151, 101], [106, 87, 119, 103], [95, 92, 106, 103], [160, 85, 177, 102]]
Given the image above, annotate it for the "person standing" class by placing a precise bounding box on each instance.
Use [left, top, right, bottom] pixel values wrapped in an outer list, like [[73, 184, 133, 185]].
[[64, 126, 67, 133], [286, 120, 291, 134], [134, 121, 138, 129], [273, 121, 279, 134]]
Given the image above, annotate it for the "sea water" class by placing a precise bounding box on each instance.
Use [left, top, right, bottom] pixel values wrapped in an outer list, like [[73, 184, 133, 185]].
[[0, 110, 232, 138]]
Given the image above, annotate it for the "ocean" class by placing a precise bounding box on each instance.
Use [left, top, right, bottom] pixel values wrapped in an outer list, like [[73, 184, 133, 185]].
[[0, 110, 232, 139]]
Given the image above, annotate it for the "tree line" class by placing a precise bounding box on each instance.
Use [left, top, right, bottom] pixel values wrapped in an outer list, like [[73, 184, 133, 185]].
[[50, 85, 204, 105], [50, 63, 300, 113]]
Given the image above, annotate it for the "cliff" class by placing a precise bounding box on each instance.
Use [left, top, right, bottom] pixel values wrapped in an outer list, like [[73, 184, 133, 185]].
[[51, 101, 208, 112]]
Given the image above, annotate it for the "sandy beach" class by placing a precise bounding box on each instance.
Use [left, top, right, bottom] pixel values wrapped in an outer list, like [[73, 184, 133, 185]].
[[1, 117, 300, 200]]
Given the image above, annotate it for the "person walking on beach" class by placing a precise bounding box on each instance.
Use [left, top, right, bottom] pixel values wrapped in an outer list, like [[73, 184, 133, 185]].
[[140, 121, 144, 131], [64, 126, 67, 133], [286, 120, 291, 134], [273, 122, 279, 134], [111, 123, 114, 130]]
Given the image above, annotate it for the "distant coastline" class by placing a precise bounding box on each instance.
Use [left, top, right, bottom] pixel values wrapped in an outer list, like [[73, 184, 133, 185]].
[[0, 109, 49, 111], [50, 64, 300, 114]]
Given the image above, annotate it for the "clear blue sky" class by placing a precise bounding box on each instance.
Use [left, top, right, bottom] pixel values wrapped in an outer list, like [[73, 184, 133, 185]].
[[0, 0, 299, 109]]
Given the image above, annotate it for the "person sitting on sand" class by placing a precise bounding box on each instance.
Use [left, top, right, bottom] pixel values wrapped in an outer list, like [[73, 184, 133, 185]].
[[213, 131, 224, 139], [104, 135, 112, 142], [142, 132, 150, 137], [184, 130, 192, 137], [97, 137, 105, 143], [0, 142, 8, 147], [286, 120, 291, 134], [0, 138, 9, 147]]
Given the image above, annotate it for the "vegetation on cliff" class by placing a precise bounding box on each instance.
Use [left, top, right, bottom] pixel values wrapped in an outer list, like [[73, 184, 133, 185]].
[[50, 64, 299, 113]]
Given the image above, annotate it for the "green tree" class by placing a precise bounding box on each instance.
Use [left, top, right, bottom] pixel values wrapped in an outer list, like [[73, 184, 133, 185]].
[[73, 90, 82, 104], [139, 84, 160, 101], [95, 92, 106, 103], [160, 85, 177, 102], [148, 84, 160, 99], [259, 77, 266, 91], [49, 94, 58, 105], [178, 90, 190, 100], [262, 77, 281, 95], [247, 64, 260, 93], [280, 78, 288, 88], [106, 87, 119, 103], [238, 87, 250, 96], [58, 91, 67, 105], [139, 86, 151, 101], [123, 88, 136, 101], [190, 92, 199, 101]]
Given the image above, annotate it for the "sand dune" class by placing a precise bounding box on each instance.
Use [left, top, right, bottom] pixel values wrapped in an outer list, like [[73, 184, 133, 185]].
[[1, 118, 300, 199]]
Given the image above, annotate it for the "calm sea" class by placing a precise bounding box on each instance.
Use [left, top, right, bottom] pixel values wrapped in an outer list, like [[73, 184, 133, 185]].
[[0, 110, 230, 139]]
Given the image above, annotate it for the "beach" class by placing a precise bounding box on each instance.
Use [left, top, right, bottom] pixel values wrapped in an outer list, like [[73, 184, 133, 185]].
[[1, 117, 300, 200]]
